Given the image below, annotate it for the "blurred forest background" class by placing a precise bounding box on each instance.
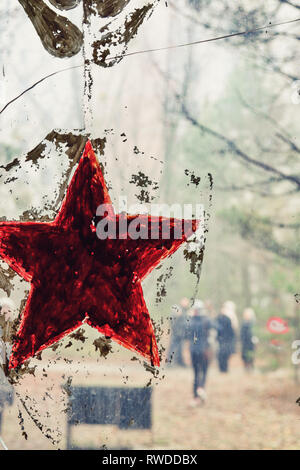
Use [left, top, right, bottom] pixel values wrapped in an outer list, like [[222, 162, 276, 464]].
[[153, 0, 300, 372], [0, 0, 300, 450]]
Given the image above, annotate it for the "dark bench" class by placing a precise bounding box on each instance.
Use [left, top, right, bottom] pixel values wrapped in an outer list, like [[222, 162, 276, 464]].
[[66, 386, 152, 449]]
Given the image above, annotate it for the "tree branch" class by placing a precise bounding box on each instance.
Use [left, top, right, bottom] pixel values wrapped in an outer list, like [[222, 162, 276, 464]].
[[178, 97, 300, 190]]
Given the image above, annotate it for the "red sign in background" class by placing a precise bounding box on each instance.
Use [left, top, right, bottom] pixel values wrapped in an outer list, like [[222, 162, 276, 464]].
[[267, 317, 289, 334]]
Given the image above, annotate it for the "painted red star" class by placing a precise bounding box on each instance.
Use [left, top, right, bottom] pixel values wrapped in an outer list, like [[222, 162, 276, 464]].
[[0, 141, 198, 369]]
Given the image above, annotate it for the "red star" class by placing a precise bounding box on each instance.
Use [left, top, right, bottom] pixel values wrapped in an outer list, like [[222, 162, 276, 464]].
[[0, 141, 198, 369]]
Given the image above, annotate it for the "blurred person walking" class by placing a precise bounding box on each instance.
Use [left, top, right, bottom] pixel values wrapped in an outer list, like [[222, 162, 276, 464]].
[[180, 297, 190, 342], [189, 300, 214, 405], [167, 299, 190, 367], [223, 301, 239, 353], [216, 301, 237, 373], [241, 308, 256, 370]]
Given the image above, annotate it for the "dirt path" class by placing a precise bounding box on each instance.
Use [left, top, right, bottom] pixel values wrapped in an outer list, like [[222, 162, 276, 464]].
[[1, 357, 300, 450], [153, 362, 300, 450]]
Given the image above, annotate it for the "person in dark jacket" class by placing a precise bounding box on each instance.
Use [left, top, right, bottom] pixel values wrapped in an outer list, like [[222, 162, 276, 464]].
[[216, 302, 236, 373], [167, 300, 189, 367], [189, 300, 214, 404], [241, 308, 256, 370], [180, 297, 190, 342]]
